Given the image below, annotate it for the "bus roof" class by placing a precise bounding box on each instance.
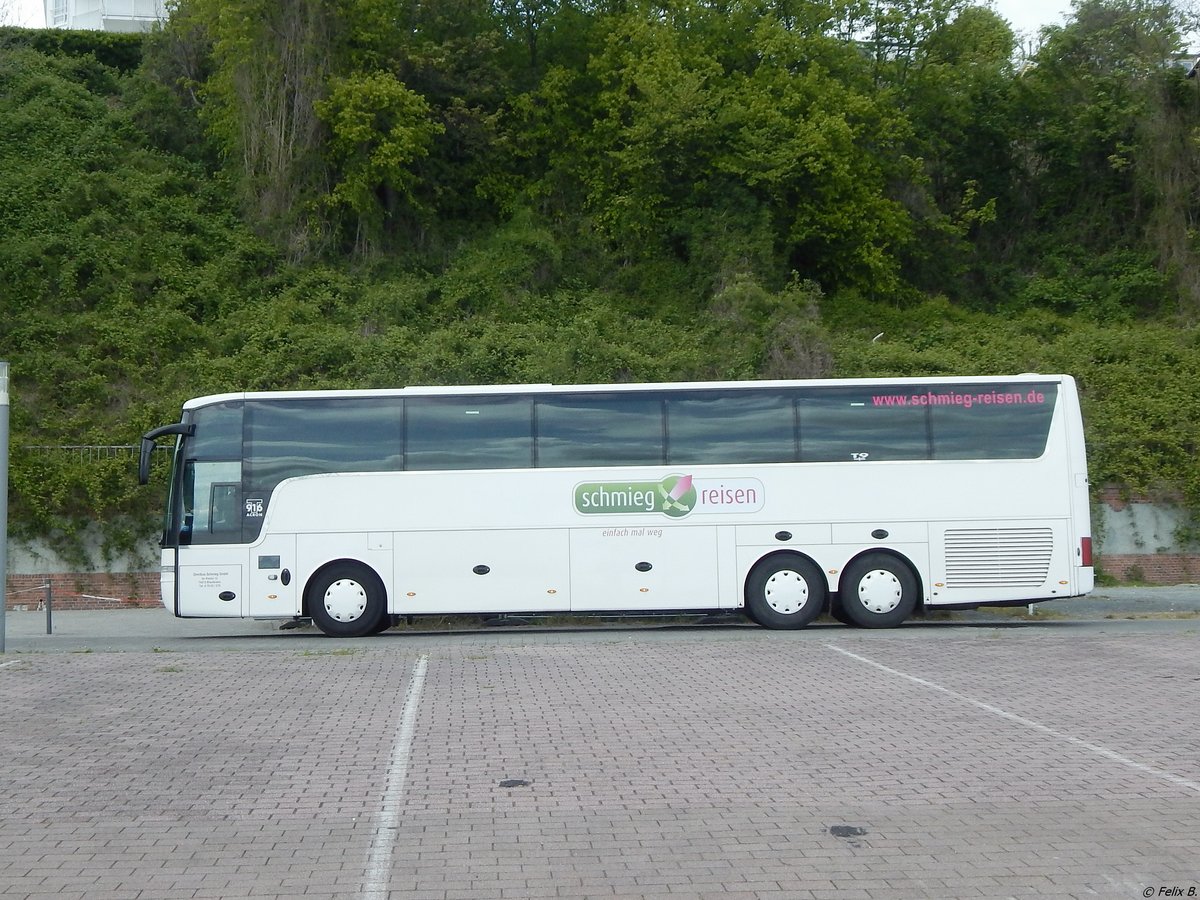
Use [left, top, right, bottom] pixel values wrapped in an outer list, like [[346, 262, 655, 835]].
[[179, 374, 1074, 412]]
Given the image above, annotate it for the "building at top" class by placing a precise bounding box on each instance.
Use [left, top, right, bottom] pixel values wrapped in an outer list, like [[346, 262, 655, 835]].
[[44, 0, 167, 31]]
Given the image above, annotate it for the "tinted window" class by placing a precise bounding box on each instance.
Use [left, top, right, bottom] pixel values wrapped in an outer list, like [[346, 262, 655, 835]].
[[537, 395, 664, 467], [187, 402, 242, 458], [180, 460, 242, 545], [799, 391, 930, 461], [668, 392, 795, 464], [930, 383, 1058, 459], [406, 397, 532, 469], [180, 403, 244, 546], [245, 398, 403, 490]]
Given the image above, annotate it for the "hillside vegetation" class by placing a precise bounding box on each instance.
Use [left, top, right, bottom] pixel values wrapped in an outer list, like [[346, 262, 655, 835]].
[[2, 0, 1200, 565]]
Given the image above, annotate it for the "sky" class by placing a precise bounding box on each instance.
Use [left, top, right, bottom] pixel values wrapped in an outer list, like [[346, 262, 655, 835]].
[[6, 0, 41, 27], [993, 0, 1076, 36], [6, 0, 1077, 34]]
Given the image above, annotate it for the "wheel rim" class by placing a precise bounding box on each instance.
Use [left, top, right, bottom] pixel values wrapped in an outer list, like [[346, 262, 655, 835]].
[[323, 578, 368, 623], [763, 569, 811, 615], [856, 569, 902, 614]]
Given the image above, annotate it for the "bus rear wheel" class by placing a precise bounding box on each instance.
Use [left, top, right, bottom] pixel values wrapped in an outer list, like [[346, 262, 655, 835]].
[[838, 553, 917, 629], [745, 555, 826, 630], [308, 563, 387, 638]]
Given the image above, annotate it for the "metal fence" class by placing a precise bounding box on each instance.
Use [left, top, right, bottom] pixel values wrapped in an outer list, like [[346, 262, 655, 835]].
[[22, 445, 168, 464]]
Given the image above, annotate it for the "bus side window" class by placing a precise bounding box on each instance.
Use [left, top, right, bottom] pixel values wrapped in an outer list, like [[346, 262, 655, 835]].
[[930, 384, 1058, 459], [406, 397, 533, 470], [245, 398, 404, 486], [536, 395, 664, 467], [799, 394, 931, 461], [667, 392, 794, 464]]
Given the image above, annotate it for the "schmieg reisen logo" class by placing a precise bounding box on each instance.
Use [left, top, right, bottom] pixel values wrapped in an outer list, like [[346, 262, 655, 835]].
[[573, 474, 764, 518]]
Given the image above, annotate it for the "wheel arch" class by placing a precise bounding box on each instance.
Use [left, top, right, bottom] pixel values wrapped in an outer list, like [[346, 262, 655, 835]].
[[301, 557, 389, 619]]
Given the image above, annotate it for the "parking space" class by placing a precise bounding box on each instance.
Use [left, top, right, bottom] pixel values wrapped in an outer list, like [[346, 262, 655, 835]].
[[0, 618, 1198, 898]]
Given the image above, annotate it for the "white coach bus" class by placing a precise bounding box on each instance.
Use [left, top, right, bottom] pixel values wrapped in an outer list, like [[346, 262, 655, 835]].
[[138, 375, 1094, 637]]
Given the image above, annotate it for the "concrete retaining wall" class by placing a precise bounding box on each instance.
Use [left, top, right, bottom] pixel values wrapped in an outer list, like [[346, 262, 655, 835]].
[[1092, 487, 1198, 584]]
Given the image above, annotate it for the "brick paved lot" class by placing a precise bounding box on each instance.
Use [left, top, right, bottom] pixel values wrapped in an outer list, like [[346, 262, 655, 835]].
[[1, 623, 1197, 899]]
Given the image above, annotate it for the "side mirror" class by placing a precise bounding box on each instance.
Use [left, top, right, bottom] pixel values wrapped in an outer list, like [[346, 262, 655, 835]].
[[138, 423, 194, 484]]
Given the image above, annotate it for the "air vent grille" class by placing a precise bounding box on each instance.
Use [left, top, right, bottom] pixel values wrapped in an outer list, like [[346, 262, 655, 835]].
[[944, 527, 1053, 588]]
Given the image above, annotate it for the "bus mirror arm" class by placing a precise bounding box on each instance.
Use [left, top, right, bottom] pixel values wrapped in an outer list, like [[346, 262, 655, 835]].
[[138, 423, 194, 485]]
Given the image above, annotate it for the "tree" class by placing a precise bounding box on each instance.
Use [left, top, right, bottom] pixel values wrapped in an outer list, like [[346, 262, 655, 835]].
[[183, 0, 335, 257], [885, 6, 1015, 299], [1010, 0, 1195, 318], [315, 72, 443, 254]]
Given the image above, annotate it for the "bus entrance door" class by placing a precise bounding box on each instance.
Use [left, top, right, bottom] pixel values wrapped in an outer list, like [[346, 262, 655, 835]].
[[175, 548, 245, 617]]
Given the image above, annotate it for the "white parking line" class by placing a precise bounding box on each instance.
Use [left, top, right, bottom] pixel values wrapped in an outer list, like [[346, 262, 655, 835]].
[[363, 653, 429, 898], [825, 643, 1200, 796], [0, 661, 20, 670]]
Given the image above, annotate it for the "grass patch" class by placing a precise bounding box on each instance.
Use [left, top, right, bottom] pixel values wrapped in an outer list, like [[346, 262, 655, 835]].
[[974, 605, 1067, 619], [922, 606, 1066, 621]]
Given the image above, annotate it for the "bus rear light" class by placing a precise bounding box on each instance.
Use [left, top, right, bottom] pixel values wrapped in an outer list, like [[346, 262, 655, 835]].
[[1080, 537, 1093, 567]]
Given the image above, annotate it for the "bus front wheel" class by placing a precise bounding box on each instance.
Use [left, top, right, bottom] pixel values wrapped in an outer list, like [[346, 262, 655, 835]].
[[308, 563, 387, 638], [745, 555, 826, 630], [838, 553, 918, 628]]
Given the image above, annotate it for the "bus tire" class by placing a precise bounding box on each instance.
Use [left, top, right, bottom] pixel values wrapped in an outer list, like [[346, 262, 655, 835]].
[[839, 553, 918, 629], [308, 563, 387, 638], [745, 555, 826, 630]]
